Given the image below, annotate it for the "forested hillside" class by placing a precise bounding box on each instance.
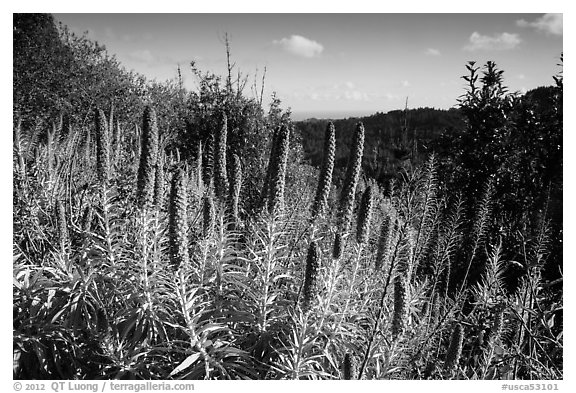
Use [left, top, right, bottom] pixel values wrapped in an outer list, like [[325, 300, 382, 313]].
[[296, 107, 465, 185]]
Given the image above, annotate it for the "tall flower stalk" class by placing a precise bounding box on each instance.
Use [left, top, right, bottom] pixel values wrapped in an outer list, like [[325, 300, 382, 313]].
[[137, 106, 159, 209], [259, 127, 279, 210], [168, 167, 189, 269], [228, 153, 242, 226], [333, 122, 364, 258], [337, 122, 365, 233], [444, 323, 464, 373], [95, 108, 110, 186], [13, 119, 27, 195], [196, 141, 204, 190], [203, 193, 215, 238], [342, 353, 358, 380], [356, 186, 373, 245], [81, 204, 94, 234], [202, 133, 214, 189], [214, 114, 229, 201], [300, 241, 320, 312], [153, 151, 165, 209], [267, 124, 290, 216], [375, 211, 392, 271], [310, 122, 335, 223], [332, 232, 343, 260], [391, 275, 409, 340]]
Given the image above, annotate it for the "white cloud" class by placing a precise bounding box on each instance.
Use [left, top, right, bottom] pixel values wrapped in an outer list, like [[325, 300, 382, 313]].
[[464, 32, 521, 51], [425, 48, 441, 56], [517, 13, 562, 36], [401, 80, 410, 88], [273, 35, 324, 58]]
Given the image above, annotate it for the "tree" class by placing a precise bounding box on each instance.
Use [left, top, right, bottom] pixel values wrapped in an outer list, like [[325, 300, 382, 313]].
[[439, 60, 563, 291], [14, 14, 75, 126]]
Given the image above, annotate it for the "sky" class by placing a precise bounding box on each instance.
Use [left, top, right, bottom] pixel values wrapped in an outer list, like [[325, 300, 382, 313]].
[[53, 13, 563, 120]]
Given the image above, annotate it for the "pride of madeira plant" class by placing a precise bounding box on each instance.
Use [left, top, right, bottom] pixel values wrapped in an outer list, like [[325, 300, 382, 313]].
[[13, 58, 562, 380], [137, 105, 159, 209], [333, 122, 365, 257]]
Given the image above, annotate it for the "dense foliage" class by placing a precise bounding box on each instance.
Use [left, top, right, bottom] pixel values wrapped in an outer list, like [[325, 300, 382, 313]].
[[13, 14, 562, 380], [439, 61, 562, 295]]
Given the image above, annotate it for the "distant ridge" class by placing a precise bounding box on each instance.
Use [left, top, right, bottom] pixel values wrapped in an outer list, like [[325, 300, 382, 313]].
[[294, 106, 465, 184], [291, 110, 379, 122]]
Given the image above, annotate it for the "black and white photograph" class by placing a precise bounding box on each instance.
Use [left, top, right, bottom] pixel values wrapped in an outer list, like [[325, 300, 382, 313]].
[[12, 8, 564, 383]]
